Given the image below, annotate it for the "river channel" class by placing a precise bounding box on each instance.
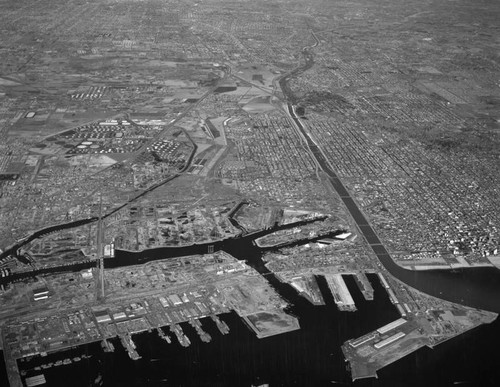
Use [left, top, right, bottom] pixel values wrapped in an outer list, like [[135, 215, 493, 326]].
[[285, 104, 500, 313]]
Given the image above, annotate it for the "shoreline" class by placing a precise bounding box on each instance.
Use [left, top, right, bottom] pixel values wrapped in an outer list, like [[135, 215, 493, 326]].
[[397, 262, 495, 271]]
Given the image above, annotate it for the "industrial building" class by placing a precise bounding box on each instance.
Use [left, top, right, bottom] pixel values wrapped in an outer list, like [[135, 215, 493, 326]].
[[350, 332, 377, 348], [33, 286, 50, 301], [377, 318, 407, 335], [374, 332, 406, 349]]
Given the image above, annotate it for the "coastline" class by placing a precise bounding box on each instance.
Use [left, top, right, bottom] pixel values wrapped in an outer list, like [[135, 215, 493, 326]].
[[397, 261, 495, 271]]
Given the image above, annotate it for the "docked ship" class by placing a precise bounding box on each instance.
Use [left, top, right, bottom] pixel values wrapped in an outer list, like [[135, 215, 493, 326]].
[[169, 324, 191, 347], [156, 327, 172, 344], [211, 315, 230, 335], [189, 319, 212, 343], [119, 334, 141, 360]]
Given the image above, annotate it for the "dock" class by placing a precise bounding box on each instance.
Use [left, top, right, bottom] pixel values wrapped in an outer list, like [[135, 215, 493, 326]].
[[240, 310, 300, 339], [189, 319, 212, 343], [377, 272, 390, 289], [169, 324, 191, 347], [286, 274, 325, 305], [354, 272, 374, 300], [0, 288, 234, 385], [211, 315, 230, 335], [324, 274, 356, 311], [386, 287, 399, 305], [119, 334, 141, 360], [377, 272, 403, 311], [25, 374, 46, 387]]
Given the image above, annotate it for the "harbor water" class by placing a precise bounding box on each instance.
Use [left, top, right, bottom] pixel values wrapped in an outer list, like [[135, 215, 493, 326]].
[[9, 270, 500, 387]]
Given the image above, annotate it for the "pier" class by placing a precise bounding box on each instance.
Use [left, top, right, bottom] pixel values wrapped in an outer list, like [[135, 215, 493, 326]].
[[377, 272, 405, 315], [1, 310, 233, 386], [354, 272, 374, 301], [286, 274, 325, 305], [25, 374, 46, 387], [324, 274, 356, 311]]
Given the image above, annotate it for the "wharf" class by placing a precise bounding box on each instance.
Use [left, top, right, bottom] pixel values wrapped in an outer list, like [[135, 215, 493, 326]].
[[304, 274, 326, 305], [342, 316, 429, 380], [284, 273, 325, 305], [354, 272, 374, 301], [240, 310, 300, 339], [25, 374, 46, 387], [377, 272, 401, 307], [0, 285, 231, 386], [324, 274, 356, 311]]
